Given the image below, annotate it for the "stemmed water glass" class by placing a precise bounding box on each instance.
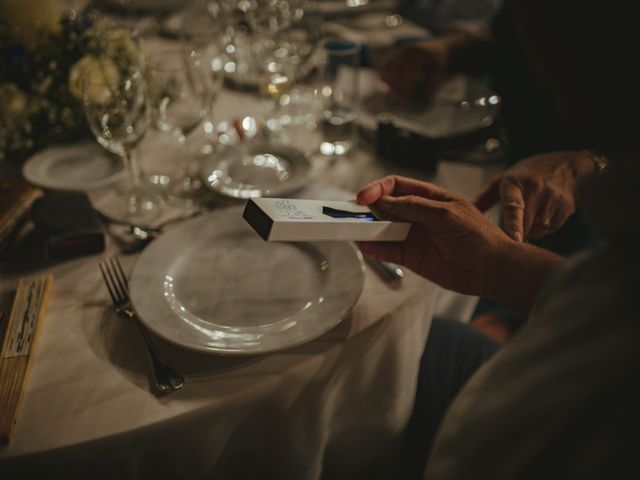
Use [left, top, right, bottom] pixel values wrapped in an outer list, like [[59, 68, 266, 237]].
[[146, 43, 224, 202], [83, 56, 159, 224], [250, 1, 312, 113], [267, 18, 320, 126]]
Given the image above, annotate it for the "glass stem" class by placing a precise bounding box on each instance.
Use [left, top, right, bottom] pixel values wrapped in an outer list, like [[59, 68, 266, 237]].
[[123, 147, 142, 191]]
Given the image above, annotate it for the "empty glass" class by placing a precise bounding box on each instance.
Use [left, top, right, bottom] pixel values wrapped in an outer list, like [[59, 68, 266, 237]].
[[318, 39, 361, 157], [243, 0, 306, 34], [269, 17, 321, 131], [147, 49, 205, 137], [83, 58, 159, 224], [145, 41, 224, 201]]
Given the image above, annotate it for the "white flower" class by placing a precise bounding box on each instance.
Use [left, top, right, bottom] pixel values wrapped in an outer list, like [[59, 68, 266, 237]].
[[68, 56, 120, 104], [103, 27, 140, 65], [0, 83, 29, 123]]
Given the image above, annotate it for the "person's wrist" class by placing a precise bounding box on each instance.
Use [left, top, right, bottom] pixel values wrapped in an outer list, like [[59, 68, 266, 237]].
[[481, 238, 563, 317], [481, 234, 519, 301]]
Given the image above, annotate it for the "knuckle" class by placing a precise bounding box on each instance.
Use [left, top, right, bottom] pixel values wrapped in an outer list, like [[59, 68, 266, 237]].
[[405, 195, 423, 208], [378, 175, 396, 192], [500, 173, 516, 185], [381, 175, 395, 184], [558, 192, 575, 208], [503, 199, 525, 210], [452, 199, 471, 212], [504, 206, 523, 219], [438, 205, 456, 222], [508, 222, 522, 234], [523, 176, 544, 192]]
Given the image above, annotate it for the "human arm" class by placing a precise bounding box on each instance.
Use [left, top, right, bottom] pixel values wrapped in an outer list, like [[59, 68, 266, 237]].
[[377, 25, 492, 100], [473, 150, 602, 242], [357, 176, 562, 316]]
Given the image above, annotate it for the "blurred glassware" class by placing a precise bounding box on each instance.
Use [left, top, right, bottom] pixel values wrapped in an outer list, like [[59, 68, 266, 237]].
[[249, 0, 305, 33], [83, 57, 160, 224], [144, 23, 225, 204], [317, 38, 361, 157], [199, 116, 312, 199], [264, 18, 324, 142], [147, 49, 206, 137], [215, 0, 310, 91]]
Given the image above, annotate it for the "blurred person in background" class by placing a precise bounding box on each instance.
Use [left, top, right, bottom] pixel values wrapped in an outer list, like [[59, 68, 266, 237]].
[[398, 0, 502, 33], [381, 0, 597, 256], [359, 0, 640, 477]]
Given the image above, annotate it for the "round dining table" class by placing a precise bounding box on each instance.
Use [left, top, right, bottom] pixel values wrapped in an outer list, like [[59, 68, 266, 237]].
[[0, 6, 503, 478]]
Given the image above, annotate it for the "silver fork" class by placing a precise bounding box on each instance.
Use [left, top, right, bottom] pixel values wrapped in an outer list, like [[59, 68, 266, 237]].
[[99, 257, 185, 394]]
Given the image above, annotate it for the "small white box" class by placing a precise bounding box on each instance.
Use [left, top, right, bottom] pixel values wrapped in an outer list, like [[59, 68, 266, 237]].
[[243, 198, 410, 242]]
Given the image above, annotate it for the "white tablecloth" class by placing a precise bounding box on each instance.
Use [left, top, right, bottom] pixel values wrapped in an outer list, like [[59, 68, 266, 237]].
[[0, 234, 437, 478]]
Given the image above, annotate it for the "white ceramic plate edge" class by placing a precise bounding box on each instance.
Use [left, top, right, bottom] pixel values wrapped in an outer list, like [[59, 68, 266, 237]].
[[23, 142, 124, 191]]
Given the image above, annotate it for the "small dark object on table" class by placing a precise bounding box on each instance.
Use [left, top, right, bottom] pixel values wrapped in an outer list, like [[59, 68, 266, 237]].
[[31, 191, 105, 259]]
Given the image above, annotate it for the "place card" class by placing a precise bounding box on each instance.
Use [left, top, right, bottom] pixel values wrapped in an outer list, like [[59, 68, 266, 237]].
[[243, 198, 410, 242]]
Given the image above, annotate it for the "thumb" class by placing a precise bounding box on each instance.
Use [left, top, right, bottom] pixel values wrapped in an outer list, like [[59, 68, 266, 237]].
[[473, 177, 501, 212]]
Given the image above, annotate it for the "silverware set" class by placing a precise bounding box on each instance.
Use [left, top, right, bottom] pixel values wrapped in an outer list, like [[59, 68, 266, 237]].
[[99, 257, 184, 394]]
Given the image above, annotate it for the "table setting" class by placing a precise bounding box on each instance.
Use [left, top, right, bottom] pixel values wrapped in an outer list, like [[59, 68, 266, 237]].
[[0, 1, 504, 477]]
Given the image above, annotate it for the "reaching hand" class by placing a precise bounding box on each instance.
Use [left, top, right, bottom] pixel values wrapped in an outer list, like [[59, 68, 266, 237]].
[[473, 151, 596, 242], [377, 36, 452, 100], [356, 175, 511, 296]]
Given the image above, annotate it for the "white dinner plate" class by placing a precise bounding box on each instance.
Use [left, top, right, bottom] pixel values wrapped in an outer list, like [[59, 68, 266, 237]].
[[23, 141, 124, 191], [129, 207, 365, 355], [201, 125, 312, 199]]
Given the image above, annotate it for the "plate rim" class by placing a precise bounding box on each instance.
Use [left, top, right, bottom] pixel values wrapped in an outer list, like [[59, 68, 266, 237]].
[[359, 75, 500, 138], [200, 140, 312, 199], [22, 141, 124, 191], [129, 207, 365, 355]]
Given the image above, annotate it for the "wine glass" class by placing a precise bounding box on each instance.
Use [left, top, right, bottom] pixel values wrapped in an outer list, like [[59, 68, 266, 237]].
[[146, 44, 224, 202], [83, 58, 159, 224], [267, 18, 320, 128], [244, 0, 306, 34], [250, 0, 309, 103], [147, 49, 206, 138]]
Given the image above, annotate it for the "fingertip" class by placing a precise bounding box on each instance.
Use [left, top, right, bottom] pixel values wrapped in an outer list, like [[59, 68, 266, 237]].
[[356, 182, 381, 205], [514, 231, 523, 243]]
